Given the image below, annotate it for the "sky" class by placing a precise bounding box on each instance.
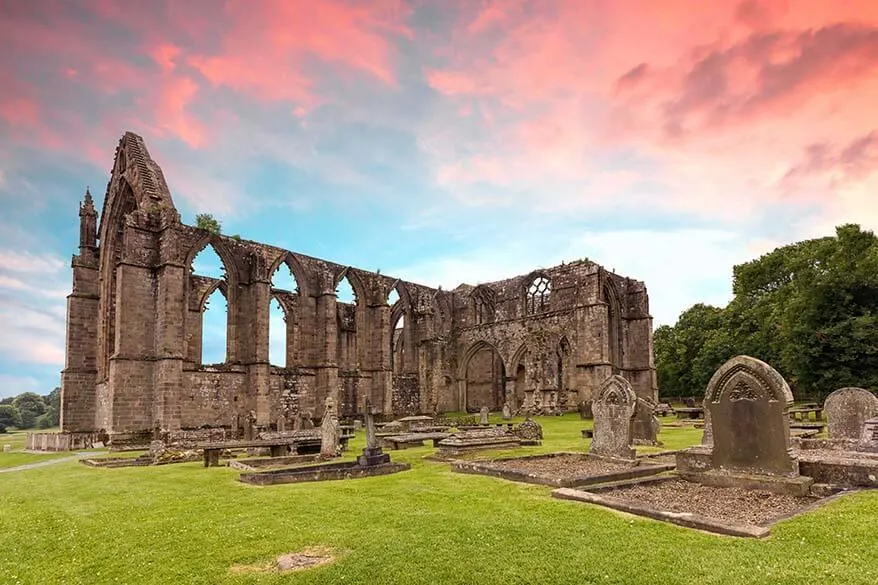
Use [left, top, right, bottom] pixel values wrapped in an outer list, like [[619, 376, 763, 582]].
[[1, 0, 878, 398]]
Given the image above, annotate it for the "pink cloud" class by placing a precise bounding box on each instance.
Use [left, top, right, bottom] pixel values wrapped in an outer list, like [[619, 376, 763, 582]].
[[417, 0, 878, 227]]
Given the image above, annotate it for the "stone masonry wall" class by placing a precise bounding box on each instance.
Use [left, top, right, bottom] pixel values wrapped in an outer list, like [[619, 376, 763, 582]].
[[59, 131, 656, 438]]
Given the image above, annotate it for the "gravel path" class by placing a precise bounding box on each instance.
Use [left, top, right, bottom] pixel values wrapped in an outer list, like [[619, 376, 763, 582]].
[[601, 479, 817, 526], [0, 452, 91, 475], [488, 454, 628, 477]]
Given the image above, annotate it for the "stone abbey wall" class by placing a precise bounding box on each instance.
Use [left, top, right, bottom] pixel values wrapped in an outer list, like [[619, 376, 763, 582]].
[[60, 132, 656, 437]]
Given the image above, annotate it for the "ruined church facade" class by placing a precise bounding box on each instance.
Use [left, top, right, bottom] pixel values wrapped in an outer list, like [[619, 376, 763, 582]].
[[61, 132, 656, 438]]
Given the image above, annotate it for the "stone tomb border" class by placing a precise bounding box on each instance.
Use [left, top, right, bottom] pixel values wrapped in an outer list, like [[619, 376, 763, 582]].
[[551, 475, 856, 539], [451, 452, 674, 488]]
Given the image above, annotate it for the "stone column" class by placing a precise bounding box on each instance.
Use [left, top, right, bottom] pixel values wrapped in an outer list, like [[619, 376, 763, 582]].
[[314, 289, 339, 414], [152, 256, 185, 432], [109, 224, 158, 433], [248, 277, 272, 427]]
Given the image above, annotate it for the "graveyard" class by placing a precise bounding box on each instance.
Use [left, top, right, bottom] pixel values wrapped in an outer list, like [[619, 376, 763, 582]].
[[3, 401, 878, 585]]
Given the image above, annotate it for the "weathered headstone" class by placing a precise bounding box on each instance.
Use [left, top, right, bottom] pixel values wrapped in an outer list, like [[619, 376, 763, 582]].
[[479, 406, 489, 425], [704, 355, 795, 476], [578, 400, 593, 420], [3, 444, 11, 452], [357, 396, 390, 466], [825, 387, 878, 440], [502, 401, 512, 420], [589, 375, 637, 460], [244, 410, 257, 441], [320, 397, 340, 458], [277, 417, 286, 432], [859, 418, 878, 452], [630, 396, 660, 445]]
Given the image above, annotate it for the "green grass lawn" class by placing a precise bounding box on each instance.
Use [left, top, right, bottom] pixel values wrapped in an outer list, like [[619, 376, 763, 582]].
[[0, 429, 75, 469], [1, 414, 875, 585]]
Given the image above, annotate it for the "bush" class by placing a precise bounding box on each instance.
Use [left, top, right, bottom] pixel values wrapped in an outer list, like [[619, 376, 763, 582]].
[[0, 424, 7, 434]]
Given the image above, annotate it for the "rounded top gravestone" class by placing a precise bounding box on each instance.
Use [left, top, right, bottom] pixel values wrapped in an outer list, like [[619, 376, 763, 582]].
[[589, 374, 637, 460], [824, 387, 878, 440], [703, 355, 796, 477]]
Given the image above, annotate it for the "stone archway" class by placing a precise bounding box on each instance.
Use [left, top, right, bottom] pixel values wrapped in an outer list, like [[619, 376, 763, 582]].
[[461, 341, 506, 412]]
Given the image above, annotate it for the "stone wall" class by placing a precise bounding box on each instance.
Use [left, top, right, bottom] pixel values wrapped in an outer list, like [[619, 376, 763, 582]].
[[58, 131, 656, 441]]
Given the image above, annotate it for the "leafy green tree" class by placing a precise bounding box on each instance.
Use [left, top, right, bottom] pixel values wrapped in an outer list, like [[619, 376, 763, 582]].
[[13, 392, 46, 430], [195, 213, 222, 235], [655, 224, 878, 401], [0, 404, 21, 429], [36, 413, 54, 429], [43, 388, 61, 426], [780, 224, 878, 396]]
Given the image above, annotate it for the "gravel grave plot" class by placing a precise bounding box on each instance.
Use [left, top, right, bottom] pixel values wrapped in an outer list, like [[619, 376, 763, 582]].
[[487, 454, 629, 478], [599, 479, 818, 526], [796, 449, 878, 462]]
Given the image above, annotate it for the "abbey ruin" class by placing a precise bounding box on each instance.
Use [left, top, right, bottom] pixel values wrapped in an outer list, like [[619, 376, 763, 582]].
[[61, 132, 656, 439]]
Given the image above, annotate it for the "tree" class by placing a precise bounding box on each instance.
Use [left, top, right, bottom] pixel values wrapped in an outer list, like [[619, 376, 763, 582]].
[[654, 224, 878, 401], [13, 392, 46, 430], [43, 388, 60, 427], [195, 213, 222, 235], [0, 404, 21, 429]]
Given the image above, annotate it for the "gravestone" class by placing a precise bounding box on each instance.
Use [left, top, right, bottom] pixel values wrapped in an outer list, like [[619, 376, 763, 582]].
[[630, 396, 660, 445], [705, 355, 796, 476], [277, 417, 286, 432], [825, 387, 878, 440], [357, 396, 390, 466], [578, 400, 593, 420], [479, 406, 489, 425], [320, 397, 340, 458], [244, 410, 257, 441], [589, 375, 636, 460], [502, 401, 512, 420], [860, 418, 878, 453]]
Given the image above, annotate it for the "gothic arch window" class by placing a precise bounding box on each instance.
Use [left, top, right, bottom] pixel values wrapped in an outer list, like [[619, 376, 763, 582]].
[[471, 286, 495, 325], [604, 283, 623, 372], [191, 244, 230, 365], [270, 263, 299, 367], [526, 275, 551, 314]]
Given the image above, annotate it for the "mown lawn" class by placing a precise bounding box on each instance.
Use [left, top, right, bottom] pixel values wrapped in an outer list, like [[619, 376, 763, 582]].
[[1, 414, 875, 585], [0, 429, 74, 469]]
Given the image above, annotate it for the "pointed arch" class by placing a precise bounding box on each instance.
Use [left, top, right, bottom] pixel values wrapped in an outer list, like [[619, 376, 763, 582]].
[[603, 279, 623, 371], [185, 234, 239, 286], [388, 282, 414, 375], [334, 267, 367, 304], [470, 285, 496, 325], [96, 179, 138, 379], [186, 238, 236, 365], [267, 251, 312, 298], [460, 340, 506, 411]]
